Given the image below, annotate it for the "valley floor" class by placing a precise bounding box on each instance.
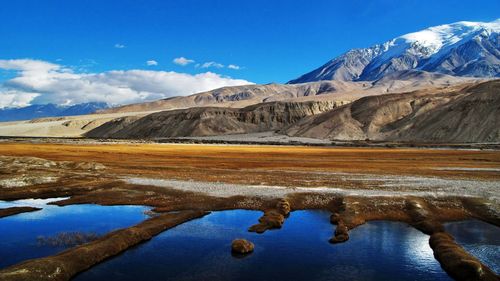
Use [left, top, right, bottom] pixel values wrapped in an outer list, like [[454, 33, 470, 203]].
[[1, 141, 499, 184], [0, 141, 498, 281]]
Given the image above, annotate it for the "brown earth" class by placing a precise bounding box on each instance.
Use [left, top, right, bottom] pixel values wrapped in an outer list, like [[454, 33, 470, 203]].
[[0, 142, 499, 186], [430, 232, 498, 281], [0, 206, 41, 218]]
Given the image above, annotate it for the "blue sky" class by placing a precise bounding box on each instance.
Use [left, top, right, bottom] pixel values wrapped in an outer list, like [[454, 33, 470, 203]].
[[0, 0, 498, 107]]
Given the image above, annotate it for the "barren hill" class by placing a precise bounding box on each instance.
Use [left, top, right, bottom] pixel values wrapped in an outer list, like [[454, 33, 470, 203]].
[[86, 80, 500, 143], [98, 71, 472, 114], [284, 80, 500, 143], [86, 101, 339, 138]]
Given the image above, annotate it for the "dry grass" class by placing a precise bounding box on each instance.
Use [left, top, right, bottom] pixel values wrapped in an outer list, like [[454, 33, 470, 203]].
[[0, 142, 499, 187]]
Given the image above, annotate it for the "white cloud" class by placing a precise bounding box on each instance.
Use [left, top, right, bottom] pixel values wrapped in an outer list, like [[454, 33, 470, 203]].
[[228, 64, 241, 70], [114, 44, 126, 49], [0, 59, 253, 108], [199, 61, 224, 69], [173, 57, 194, 66], [0, 90, 40, 108], [0, 59, 61, 72], [146, 60, 158, 66]]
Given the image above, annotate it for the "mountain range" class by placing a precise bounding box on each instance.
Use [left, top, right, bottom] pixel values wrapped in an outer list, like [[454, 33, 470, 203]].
[[0, 102, 108, 122], [0, 19, 499, 143], [289, 20, 500, 83]]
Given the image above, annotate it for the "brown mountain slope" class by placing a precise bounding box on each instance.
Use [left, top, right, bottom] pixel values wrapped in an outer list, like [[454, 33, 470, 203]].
[[98, 82, 358, 114], [284, 80, 500, 143], [86, 101, 339, 139], [98, 71, 474, 114]]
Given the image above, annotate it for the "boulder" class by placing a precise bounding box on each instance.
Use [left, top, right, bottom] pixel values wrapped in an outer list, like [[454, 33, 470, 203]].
[[231, 239, 254, 255]]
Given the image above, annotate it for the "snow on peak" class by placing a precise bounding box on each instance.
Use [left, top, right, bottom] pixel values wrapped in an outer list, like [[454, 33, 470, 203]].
[[289, 19, 500, 83], [397, 19, 500, 54]]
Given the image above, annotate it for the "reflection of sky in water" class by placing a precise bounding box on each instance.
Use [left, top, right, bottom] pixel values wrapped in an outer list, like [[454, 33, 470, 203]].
[[445, 220, 500, 274], [75, 210, 453, 281], [0, 199, 149, 269]]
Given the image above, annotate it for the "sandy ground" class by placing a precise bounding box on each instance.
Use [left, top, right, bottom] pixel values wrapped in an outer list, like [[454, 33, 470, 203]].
[[176, 131, 332, 144], [125, 173, 500, 202], [0, 110, 157, 137]]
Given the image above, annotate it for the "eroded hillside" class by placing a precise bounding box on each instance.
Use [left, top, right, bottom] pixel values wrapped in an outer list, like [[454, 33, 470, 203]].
[[86, 101, 339, 138], [285, 80, 500, 142]]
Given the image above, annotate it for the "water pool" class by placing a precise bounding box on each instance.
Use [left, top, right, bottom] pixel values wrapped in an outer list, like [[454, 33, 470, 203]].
[[75, 210, 452, 281]]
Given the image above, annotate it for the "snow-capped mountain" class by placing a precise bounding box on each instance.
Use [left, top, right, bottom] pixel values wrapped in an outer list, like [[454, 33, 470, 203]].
[[289, 19, 500, 83], [0, 102, 109, 122]]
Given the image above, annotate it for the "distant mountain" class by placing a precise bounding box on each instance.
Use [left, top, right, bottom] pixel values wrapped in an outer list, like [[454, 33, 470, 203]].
[[86, 80, 500, 143], [289, 19, 500, 83], [0, 102, 109, 122], [98, 71, 472, 114]]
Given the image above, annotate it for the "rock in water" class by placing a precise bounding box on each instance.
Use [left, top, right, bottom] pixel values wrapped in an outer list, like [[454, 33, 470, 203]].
[[231, 239, 254, 255]]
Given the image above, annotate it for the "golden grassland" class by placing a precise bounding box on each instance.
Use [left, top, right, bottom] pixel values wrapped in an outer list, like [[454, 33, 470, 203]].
[[0, 142, 499, 186]]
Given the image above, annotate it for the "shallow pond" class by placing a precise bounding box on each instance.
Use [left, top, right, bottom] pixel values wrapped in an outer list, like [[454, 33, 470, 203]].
[[75, 210, 453, 281], [0, 198, 149, 269], [444, 219, 500, 274]]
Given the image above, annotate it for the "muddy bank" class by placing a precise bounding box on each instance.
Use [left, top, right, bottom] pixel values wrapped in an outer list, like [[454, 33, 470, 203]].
[[318, 196, 499, 281], [430, 232, 498, 281], [0, 210, 208, 281], [249, 199, 291, 233], [0, 206, 41, 218], [0, 183, 498, 281]]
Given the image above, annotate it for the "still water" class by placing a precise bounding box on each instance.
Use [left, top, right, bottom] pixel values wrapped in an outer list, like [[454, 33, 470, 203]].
[[0, 198, 149, 268], [445, 219, 500, 274], [75, 210, 453, 281]]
